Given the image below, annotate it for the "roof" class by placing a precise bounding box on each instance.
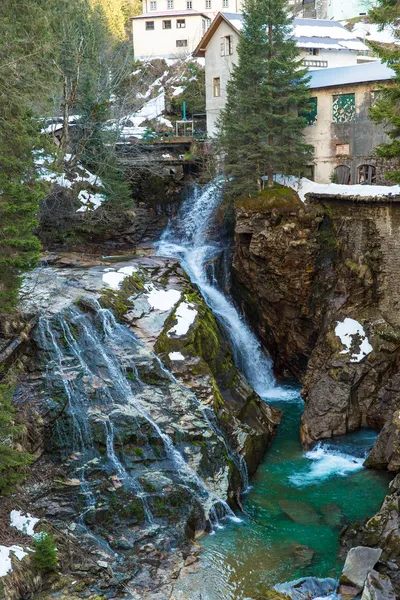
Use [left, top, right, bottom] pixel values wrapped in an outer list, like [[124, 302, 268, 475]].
[[309, 61, 395, 89], [132, 9, 210, 19], [194, 13, 368, 57]]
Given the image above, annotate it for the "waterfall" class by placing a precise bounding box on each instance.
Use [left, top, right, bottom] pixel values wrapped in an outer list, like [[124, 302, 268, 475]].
[[157, 181, 294, 401], [37, 302, 238, 531]]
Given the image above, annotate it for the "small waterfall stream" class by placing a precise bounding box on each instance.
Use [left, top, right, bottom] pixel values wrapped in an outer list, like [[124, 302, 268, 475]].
[[37, 301, 240, 535]]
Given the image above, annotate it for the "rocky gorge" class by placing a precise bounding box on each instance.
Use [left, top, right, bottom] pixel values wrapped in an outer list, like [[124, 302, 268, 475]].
[[2, 179, 400, 600]]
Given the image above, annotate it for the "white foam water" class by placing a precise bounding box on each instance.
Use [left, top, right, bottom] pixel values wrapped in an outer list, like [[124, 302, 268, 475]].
[[289, 443, 365, 487]]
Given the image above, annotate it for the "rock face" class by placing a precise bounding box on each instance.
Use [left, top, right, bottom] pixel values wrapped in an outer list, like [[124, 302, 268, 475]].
[[233, 189, 400, 461], [1, 255, 280, 599], [341, 474, 400, 596], [340, 546, 382, 591]]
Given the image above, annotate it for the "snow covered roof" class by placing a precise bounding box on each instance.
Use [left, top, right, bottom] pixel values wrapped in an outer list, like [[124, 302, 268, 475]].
[[133, 10, 209, 19], [309, 61, 395, 89], [194, 13, 368, 56]]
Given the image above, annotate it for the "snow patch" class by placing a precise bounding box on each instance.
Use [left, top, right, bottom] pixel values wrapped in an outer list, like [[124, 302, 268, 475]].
[[0, 546, 28, 577], [335, 318, 373, 363], [145, 284, 181, 311], [76, 190, 106, 212], [275, 175, 400, 203], [10, 511, 39, 537], [102, 265, 138, 290], [167, 302, 197, 337], [169, 351, 185, 361], [172, 85, 185, 97]]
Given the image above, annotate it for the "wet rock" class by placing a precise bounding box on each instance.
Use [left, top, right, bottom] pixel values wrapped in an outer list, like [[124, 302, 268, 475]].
[[320, 503, 343, 528], [362, 570, 396, 600], [278, 499, 320, 526], [289, 543, 315, 567], [274, 576, 337, 600], [340, 546, 383, 590]]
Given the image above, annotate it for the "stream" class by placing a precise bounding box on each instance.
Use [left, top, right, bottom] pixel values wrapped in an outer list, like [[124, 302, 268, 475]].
[[156, 181, 391, 598]]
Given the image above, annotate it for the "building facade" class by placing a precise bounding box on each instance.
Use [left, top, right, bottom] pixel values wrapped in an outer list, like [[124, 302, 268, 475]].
[[132, 10, 211, 59], [194, 13, 368, 136], [291, 0, 375, 20], [304, 62, 394, 184]]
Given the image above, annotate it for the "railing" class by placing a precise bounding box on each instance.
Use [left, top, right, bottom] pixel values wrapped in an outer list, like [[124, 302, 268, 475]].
[[303, 59, 328, 68]]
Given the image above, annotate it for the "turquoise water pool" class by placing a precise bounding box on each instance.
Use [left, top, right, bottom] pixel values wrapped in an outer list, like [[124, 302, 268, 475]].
[[176, 394, 391, 600]]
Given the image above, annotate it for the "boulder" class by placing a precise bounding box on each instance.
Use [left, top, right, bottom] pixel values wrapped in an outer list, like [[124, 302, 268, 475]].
[[340, 546, 383, 590], [278, 499, 320, 526], [361, 570, 396, 600]]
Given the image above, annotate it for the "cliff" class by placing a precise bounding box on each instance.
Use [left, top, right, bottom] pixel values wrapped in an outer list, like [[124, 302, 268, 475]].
[[233, 185, 400, 467]]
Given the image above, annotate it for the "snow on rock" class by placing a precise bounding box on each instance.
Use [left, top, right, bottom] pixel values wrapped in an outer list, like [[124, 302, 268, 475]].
[[275, 175, 400, 203], [102, 265, 138, 290], [76, 190, 106, 212], [169, 351, 185, 361], [145, 284, 181, 311], [0, 546, 28, 577], [167, 302, 197, 337], [10, 511, 39, 537], [335, 318, 373, 363]]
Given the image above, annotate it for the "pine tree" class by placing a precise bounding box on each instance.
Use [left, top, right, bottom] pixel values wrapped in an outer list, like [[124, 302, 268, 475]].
[[217, 0, 311, 198], [368, 0, 400, 183], [0, 380, 33, 494]]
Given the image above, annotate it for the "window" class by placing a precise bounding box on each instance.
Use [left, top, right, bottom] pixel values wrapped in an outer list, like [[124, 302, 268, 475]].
[[220, 35, 233, 56], [145, 20, 155, 29], [150, 1, 157, 9], [332, 93, 356, 123], [223, 0, 229, 6], [358, 164, 376, 184], [205, 0, 211, 8], [336, 143, 350, 155], [213, 77, 221, 97], [187, 0, 192, 7], [306, 48, 319, 55], [334, 165, 351, 184], [176, 39, 188, 47], [303, 59, 328, 68], [303, 97, 317, 125], [177, 18, 186, 27], [167, 0, 173, 6], [162, 19, 171, 28]]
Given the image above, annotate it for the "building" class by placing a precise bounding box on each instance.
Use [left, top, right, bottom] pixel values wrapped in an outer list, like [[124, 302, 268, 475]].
[[304, 61, 395, 184], [132, 0, 244, 60], [290, 0, 375, 20], [194, 13, 368, 136], [131, 10, 212, 59]]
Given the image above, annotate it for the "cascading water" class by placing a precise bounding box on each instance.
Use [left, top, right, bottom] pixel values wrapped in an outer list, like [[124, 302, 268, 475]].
[[157, 181, 294, 401], [37, 301, 240, 535]]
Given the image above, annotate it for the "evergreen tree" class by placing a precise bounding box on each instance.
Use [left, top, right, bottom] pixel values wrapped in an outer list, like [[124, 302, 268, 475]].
[[368, 0, 400, 183], [0, 379, 33, 494], [217, 0, 311, 198]]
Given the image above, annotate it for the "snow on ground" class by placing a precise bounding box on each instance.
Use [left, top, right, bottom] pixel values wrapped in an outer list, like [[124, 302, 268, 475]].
[[102, 266, 138, 290], [35, 152, 106, 212], [335, 318, 373, 363], [168, 302, 197, 337], [169, 351, 185, 361], [76, 190, 106, 212], [10, 511, 39, 537], [0, 545, 28, 577], [172, 85, 185, 97], [275, 175, 400, 202], [145, 284, 181, 311], [350, 21, 398, 46]]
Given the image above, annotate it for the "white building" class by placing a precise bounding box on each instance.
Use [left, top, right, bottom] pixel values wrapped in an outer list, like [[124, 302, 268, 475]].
[[193, 13, 368, 136], [132, 0, 244, 59], [132, 10, 212, 59], [289, 0, 376, 20]]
